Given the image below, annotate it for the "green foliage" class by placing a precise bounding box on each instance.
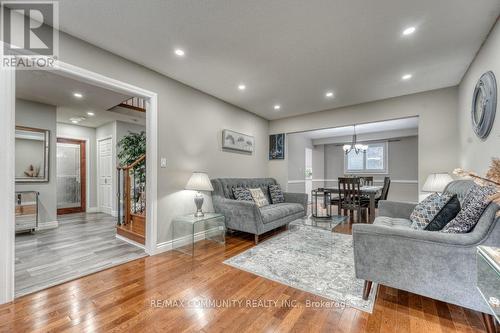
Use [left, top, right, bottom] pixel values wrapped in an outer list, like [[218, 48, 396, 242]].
[[117, 131, 146, 183]]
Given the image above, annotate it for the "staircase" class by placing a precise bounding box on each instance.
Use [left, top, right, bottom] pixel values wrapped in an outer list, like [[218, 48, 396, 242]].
[[117, 155, 146, 244], [118, 97, 146, 113]]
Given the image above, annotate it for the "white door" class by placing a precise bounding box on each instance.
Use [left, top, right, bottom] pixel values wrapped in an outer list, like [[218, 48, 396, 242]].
[[98, 138, 113, 214]]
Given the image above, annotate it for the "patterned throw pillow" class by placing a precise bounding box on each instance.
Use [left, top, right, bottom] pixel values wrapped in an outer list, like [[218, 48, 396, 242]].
[[232, 187, 252, 201], [442, 185, 496, 233], [269, 184, 285, 204], [249, 188, 269, 207], [410, 193, 454, 230], [425, 195, 461, 231]]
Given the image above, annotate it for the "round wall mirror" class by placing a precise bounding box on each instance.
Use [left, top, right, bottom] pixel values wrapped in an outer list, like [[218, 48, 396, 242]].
[[471, 71, 497, 140]]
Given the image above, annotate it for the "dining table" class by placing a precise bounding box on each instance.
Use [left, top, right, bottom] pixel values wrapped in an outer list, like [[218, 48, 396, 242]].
[[312, 185, 383, 223]]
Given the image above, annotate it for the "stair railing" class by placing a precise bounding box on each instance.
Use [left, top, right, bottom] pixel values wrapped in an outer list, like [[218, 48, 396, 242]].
[[117, 154, 146, 226]]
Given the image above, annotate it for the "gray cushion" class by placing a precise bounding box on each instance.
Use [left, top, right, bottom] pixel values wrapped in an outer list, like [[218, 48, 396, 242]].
[[232, 187, 252, 201], [373, 216, 413, 228], [410, 193, 454, 230], [442, 184, 497, 233], [269, 184, 285, 204], [260, 203, 304, 224]]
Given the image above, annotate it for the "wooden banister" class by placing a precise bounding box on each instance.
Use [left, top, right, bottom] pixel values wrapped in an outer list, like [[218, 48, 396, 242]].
[[117, 154, 146, 245], [118, 154, 146, 171], [118, 97, 146, 112]]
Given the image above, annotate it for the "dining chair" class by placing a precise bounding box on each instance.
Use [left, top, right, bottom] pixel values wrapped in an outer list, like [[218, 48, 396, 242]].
[[359, 176, 374, 186], [376, 176, 391, 207], [338, 177, 368, 222], [361, 176, 391, 218]]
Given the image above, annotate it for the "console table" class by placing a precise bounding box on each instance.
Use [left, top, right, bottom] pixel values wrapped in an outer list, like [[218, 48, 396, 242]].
[[15, 191, 39, 233], [477, 246, 500, 333]]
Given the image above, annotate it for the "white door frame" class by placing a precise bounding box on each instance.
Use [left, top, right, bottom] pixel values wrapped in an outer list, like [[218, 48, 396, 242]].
[[0, 67, 16, 304], [97, 136, 114, 215], [0, 61, 158, 304]]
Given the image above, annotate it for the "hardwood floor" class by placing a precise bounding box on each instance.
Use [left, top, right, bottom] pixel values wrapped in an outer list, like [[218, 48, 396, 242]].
[[15, 213, 147, 297], [2, 224, 490, 333]]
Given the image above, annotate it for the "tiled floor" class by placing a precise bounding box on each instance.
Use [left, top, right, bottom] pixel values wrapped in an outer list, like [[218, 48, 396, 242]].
[[15, 212, 147, 297]]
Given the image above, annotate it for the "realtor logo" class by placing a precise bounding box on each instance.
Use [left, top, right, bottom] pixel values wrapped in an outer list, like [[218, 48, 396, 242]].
[[1, 1, 58, 68]]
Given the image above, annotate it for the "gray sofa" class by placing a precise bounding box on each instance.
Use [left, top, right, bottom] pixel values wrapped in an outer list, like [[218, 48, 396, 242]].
[[211, 178, 307, 244], [353, 180, 499, 318]]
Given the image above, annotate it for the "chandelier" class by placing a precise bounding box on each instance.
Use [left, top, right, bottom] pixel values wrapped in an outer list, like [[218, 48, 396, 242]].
[[343, 125, 368, 155]]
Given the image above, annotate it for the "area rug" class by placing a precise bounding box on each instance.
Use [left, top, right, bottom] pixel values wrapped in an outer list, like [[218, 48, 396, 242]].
[[224, 224, 377, 313]]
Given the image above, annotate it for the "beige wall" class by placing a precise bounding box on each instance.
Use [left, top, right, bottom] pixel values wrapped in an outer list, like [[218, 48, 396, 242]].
[[57, 32, 269, 243], [269, 87, 459, 195], [458, 19, 500, 175]]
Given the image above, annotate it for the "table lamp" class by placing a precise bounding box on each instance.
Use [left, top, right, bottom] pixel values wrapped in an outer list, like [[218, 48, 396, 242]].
[[422, 173, 453, 193], [185, 172, 213, 217]]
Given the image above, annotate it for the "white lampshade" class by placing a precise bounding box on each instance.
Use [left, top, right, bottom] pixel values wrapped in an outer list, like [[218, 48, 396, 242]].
[[185, 172, 214, 192], [422, 173, 453, 192]]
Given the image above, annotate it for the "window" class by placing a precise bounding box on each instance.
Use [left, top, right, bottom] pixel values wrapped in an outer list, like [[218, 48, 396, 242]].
[[344, 142, 388, 174]]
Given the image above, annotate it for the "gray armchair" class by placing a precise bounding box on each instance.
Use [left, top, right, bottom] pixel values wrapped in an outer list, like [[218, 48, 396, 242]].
[[353, 180, 500, 323], [211, 178, 307, 244]]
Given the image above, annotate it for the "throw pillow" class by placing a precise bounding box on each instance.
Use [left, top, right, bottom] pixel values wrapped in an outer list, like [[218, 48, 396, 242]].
[[269, 184, 285, 204], [441, 184, 497, 233], [410, 193, 454, 230], [249, 188, 269, 207], [424, 195, 461, 231], [232, 187, 252, 201]]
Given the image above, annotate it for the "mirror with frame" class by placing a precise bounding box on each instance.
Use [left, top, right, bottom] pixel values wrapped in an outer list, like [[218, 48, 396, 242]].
[[15, 126, 50, 183]]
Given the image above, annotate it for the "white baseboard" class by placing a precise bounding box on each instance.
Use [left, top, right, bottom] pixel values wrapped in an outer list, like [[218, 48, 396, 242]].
[[151, 227, 221, 256], [37, 220, 59, 230], [115, 234, 146, 250], [87, 207, 99, 213]]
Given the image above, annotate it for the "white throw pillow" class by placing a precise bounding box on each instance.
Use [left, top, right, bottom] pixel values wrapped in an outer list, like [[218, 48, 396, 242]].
[[249, 188, 269, 208]]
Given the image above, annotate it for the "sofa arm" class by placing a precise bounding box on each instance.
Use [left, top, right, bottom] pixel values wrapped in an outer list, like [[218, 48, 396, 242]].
[[213, 198, 263, 234], [284, 192, 308, 212], [351, 222, 494, 312], [378, 200, 417, 219], [353, 223, 483, 247]]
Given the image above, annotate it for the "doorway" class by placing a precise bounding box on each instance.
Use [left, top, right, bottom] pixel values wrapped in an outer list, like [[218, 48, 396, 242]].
[[56, 138, 86, 215]]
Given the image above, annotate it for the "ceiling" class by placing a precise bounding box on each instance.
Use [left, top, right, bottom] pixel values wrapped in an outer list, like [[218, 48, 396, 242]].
[[53, 0, 500, 120], [16, 70, 145, 128], [300, 117, 419, 140]]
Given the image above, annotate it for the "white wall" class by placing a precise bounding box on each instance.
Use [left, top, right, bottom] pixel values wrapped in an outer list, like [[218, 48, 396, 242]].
[[15, 99, 58, 227], [459, 19, 500, 175], [269, 87, 459, 195], [55, 32, 269, 243], [57, 122, 98, 211]]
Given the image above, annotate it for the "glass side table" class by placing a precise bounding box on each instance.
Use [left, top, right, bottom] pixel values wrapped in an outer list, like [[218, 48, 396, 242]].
[[476, 246, 500, 328], [172, 213, 226, 256]]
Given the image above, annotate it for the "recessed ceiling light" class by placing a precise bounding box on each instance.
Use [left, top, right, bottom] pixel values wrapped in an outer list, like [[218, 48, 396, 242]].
[[325, 91, 334, 98], [402, 26, 416, 36], [73, 92, 83, 98], [274, 104, 281, 110], [174, 48, 185, 57], [402, 74, 412, 80], [71, 120, 79, 124], [238, 84, 246, 91], [87, 111, 95, 116]]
